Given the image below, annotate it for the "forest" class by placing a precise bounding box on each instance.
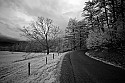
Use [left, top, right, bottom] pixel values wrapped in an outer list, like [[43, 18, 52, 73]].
[[65, 0, 125, 51]]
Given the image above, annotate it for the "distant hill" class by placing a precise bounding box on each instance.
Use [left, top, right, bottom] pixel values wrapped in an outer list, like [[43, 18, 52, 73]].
[[0, 34, 20, 46]]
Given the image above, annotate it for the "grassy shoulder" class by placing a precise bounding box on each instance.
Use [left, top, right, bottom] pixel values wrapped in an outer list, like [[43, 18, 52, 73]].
[[86, 48, 125, 69]]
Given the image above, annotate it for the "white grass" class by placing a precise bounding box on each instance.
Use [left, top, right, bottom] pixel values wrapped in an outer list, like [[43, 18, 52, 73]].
[[0, 51, 66, 83]]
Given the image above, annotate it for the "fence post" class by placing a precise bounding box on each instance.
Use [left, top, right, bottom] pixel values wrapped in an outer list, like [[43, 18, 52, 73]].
[[53, 54, 54, 59], [46, 56, 47, 64], [28, 62, 30, 76]]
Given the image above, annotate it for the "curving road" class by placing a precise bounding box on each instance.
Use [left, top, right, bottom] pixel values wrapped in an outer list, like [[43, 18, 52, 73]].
[[60, 50, 125, 83]]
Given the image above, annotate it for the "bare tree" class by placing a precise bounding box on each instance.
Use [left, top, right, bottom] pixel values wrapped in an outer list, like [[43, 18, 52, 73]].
[[20, 17, 60, 54]]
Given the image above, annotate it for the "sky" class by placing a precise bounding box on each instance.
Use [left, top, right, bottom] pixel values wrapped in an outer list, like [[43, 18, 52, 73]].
[[0, 0, 87, 40]]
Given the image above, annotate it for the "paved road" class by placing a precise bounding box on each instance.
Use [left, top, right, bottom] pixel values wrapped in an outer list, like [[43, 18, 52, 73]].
[[60, 50, 125, 83]]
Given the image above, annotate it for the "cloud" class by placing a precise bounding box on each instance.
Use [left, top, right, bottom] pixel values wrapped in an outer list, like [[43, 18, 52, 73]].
[[0, 0, 87, 40]]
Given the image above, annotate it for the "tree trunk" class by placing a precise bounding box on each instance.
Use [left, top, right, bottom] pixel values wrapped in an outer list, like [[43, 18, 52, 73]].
[[121, 0, 124, 29], [45, 34, 49, 55], [47, 46, 49, 55], [103, 0, 109, 29], [90, 13, 94, 31], [73, 28, 76, 50], [111, 0, 116, 23], [79, 27, 82, 49]]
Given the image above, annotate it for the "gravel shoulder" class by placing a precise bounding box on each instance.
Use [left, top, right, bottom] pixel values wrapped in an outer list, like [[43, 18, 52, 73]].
[[60, 52, 75, 83]]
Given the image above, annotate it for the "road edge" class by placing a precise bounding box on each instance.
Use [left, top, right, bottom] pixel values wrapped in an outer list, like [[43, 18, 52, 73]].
[[85, 52, 125, 70]]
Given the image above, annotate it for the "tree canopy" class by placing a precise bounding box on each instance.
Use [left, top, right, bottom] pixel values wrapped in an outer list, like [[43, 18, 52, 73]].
[[21, 17, 61, 54], [64, 0, 125, 51]]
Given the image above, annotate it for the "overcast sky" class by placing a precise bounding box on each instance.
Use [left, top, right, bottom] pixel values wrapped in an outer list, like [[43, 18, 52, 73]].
[[0, 0, 87, 40]]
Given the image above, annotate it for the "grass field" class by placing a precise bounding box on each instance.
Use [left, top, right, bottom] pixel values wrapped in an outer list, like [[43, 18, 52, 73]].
[[0, 51, 65, 83]]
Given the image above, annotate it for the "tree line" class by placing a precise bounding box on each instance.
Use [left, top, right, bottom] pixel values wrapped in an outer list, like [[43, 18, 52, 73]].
[[9, 38, 63, 53]]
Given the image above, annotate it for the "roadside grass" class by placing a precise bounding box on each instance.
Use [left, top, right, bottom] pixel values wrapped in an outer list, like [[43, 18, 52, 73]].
[[0, 51, 66, 83], [87, 49, 125, 69]]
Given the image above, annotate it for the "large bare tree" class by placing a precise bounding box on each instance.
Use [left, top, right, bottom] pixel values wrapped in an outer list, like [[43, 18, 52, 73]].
[[20, 17, 60, 54]]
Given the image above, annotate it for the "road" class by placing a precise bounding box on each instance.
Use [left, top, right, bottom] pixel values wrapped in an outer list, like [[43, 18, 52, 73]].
[[60, 50, 125, 83]]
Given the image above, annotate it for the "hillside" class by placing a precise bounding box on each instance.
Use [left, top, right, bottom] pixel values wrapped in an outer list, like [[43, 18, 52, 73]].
[[0, 34, 21, 46]]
